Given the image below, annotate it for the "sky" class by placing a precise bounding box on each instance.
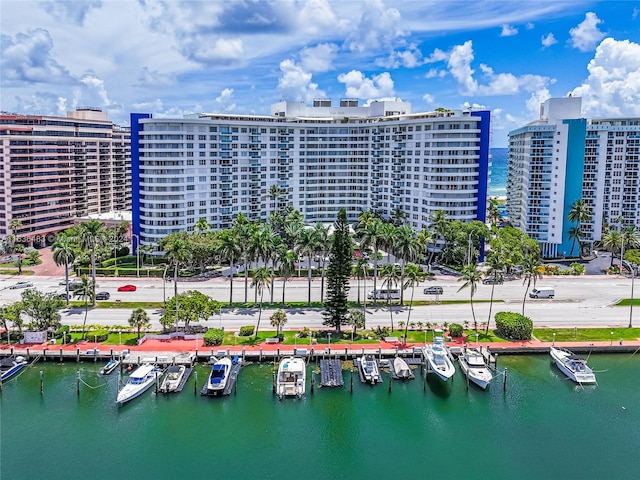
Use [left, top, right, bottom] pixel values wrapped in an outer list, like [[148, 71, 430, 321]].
[[2, 0, 640, 147]]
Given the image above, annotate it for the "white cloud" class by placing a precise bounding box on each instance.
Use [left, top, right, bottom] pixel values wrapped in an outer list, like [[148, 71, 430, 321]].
[[215, 88, 236, 112], [183, 37, 245, 63], [337, 70, 395, 99], [541, 33, 557, 48], [447, 41, 478, 95], [569, 12, 605, 52], [12, 91, 69, 116], [277, 59, 325, 102], [425, 68, 446, 79], [422, 93, 434, 104], [298, 0, 345, 35], [42, 0, 102, 26], [571, 38, 640, 117], [345, 0, 404, 52], [501, 24, 518, 37], [376, 44, 423, 69], [300, 43, 338, 73], [526, 23, 535, 30], [137, 67, 177, 87]]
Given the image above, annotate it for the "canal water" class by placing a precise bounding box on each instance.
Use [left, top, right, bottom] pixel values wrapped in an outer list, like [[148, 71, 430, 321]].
[[1, 354, 639, 480]]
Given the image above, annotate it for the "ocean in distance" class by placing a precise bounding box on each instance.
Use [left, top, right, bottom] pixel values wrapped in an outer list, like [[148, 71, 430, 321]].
[[1, 354, 639, 480], [489, 147, 508, 198]]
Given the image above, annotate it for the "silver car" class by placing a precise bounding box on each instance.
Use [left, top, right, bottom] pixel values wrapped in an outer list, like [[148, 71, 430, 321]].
[[9, 281, 33, 289]]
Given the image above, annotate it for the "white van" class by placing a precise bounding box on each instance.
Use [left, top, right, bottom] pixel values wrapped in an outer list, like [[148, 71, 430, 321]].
[[529, 287, 554, 299], [367, 289, 401, 300]]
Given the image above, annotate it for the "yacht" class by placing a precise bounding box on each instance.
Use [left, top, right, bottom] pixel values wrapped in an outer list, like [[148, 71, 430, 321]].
[[206, 357, 233, 394], [116, 364, 162, 405], [458, 347, 493, 389], [0, 356, 27, 381], [423, 329, 455, 382], [393, 357, 412, 379], [276, 357, 306, 398], [359, 354, 380, 384], [550, 347, 597, 384], [160, 365, 186, 393]]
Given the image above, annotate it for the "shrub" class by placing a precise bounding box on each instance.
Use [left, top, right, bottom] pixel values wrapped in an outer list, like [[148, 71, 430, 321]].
[[297, 327, 311, 338], [448, 323, 463, 338], [239, 325, 255, 337], [371, 325, 390, 340], [86, 330, 109, 343], [54, 325, 70, 339], [495, 312, 533, 340], [203, 328, 224, 346], [570, 262, 585, 275]]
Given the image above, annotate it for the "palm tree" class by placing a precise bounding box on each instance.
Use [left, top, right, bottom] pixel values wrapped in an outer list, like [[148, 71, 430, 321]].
[[232, 214, 254, 303], [487, 198, 501, 230], [277, 248, 296, 306], [567, 199, 591, 257], [160, 232, 191, 298], [194, 217, 209, 234], [379, 222, 396, 264], [52, 234, 76, 305], [74, 274, 95, 339], [7, 219, 22, 253], [392, 224, 421, 303], [268, 185, 285, 218], [380, 262, 401, 331], [295, 228, 318, 305], [312, 223, 331, 300], [269, 309, 287, 336], [402, 263, 427, 342], [390, 207, 406, 226], [129, 308, 151, 339], [251, 266, 271, 339], [521, 253, 542, 315], [428, 210, 448, 265], [353, 258, 369, 304], [359, 218, 383, 302], [250, 224, 279, 303], [457, 263, 482, 333], [217, 229, 241, 306], [568, 226, 583, 258], [601, 230, 623, 267], [79, 220, 105, 305], [484, 251, 505, 334], [621, 226, 640, 265], [347, 309, 366, 339]]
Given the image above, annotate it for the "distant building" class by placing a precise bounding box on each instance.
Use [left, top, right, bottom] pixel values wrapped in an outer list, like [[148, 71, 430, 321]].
[[0, 109, 131, 244], [506, 96, 640, 258], [131, 99, 491, 251]]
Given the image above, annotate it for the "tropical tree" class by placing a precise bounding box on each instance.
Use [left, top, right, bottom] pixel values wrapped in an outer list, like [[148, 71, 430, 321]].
[[269, 309, 287, 335], [347, 309, 366, 339], [568, 226, 583, 258], [74, 274, 95, 339], [312, 222, 331, 300], [380, 262, 401, 331], [567, 199, 591, 257], [392, 224, 421, 303], [19, 289, 65, 332], [353, 258, 369, 304], [402, 263, 427, 342], [427, 210, 449, 265], [521, 253, 543, 315], [484, 250, 506, 334], [267, 185, 286, 218], [161, 290, 220, 331], [296, 228, 319, 305], [129, 308, 151, 339], [323, 208, 352, 332], [277, 248, 297, 306], [390, 207, 406, 226], [379, 222, 396, 264], [52, 234, 76, 305], [624, 249, 640, 328], [601, 230, 623, 267], [487, 198, 501, 230], [217, 229, 241, 306], [232, 213, 254, 303], [252, 266, 271, 339], [159, 231, 191, 298], [457, 263, 482, 333], [194, 217, 209, 234], [0, 303, 23, 341], [359, 218, 383, 301], [78, 220, 105, 305]]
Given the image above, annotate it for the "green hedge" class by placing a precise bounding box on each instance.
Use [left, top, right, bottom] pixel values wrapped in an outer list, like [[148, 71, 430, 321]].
[[54, 325, 70, 339], [85, 330, 109, 342], [203, 328, 224, 346], [101, 256, 137, 267], [495, 312, 533, 340], [77, 267, 165, 278], [239, 325, 255, 337], [449, 323, 463, 338]]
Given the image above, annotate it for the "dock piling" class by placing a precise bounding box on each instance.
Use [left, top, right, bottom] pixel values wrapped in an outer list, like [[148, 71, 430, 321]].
[[42, 348, 46, 362], [59, 348, 63, 363], [77, 370, 80, 396], [76, 347, 80, 363], [503, 367, 508, 391], [350, 370, 353, 393], [26, 347, 30, 361], [194, 369, 198, 395], [388, 375, 392, 393], [39, 370, 43, 395]]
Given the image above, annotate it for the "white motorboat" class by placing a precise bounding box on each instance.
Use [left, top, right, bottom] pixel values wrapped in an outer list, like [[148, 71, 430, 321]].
[[160, 365, 186, 393], [458, 346, 493, 389], [423, 329, 455, 382], [207, 357, 233, 393], [276, 356, 306, 398], [116, 364, 161, 404], [393, 357, 411, 379], [0, 356, 27, 381], [550, 347, 597, 384], [359, 354, 380, 384], [99, 358, 120, 375]]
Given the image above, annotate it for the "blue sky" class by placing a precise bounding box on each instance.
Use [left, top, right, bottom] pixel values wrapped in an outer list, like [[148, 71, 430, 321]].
[[2, 0, 640, 146]]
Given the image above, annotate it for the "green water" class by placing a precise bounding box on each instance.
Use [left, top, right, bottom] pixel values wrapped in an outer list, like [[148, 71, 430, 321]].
[[1, 355, 639, 480]]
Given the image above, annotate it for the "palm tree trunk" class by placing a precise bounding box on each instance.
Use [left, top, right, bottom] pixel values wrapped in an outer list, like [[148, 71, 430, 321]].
[[174, 263, 178, 298], [470, 296, 477, 333], [404, 287, 415, 342], [307, 254, 312, 306], [91, 247, 96, 306], [255, 292, 264, 339], [281, 278, 286, 306], [320, 259, 327, 300], [244, 264, 249, 303], [388, 297, 394, 331], [270, 265, 275, 304], [64, 262, 70, 306], [522, 280, 530, 315], [357, 275, 361, 304], [228, 259, 234, 307], [486, 284, 495, 334], [82, 302, 89, 339]]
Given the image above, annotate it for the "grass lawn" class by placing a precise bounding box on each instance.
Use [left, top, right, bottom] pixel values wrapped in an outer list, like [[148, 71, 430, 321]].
[[67, 301, 164, 309], [533, 327, 640, 342], [613, 299, 640, 306]]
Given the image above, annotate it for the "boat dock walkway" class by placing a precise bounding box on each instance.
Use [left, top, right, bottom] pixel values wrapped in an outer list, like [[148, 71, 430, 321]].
[[319, 359, 344, 387], [201, 360, 243, 397], [353, 358, 384, 384]]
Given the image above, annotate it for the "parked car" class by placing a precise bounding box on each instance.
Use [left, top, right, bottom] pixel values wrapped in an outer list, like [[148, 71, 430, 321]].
[[482, 277, 504, 285], [423, 286, 444, 295], [117, 284, 136, 292], [9, 281, 33, 289], [56, 292, 70, 300], [95, 291, 110, 300]]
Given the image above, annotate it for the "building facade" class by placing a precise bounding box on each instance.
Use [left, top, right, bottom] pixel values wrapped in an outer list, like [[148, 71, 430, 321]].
[[131, 100, 490, 250], [0, 109, 131, 243], [506, 96, 640, 258]]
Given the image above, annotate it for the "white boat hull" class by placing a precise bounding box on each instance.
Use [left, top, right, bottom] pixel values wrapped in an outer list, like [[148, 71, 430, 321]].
[[360, 355, 380, 384], [207, 358, 233, 393], [423, 346, 455, 382], [160, 366, 185, 393], [117, 366, 161, 404], [458, 349, 492, 389], [0, 357, 27, 381], [550, 347, 596, 384], [276, 357, 306, 397]]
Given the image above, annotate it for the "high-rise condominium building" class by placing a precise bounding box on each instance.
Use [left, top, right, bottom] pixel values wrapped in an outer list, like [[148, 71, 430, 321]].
[[506, 96, 640, 258], [131, 99, 490, 250], [0, 108, 131, 243]]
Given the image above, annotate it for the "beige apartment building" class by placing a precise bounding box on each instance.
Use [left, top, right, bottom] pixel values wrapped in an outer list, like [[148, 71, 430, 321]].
[[0, 108, 130, 244]]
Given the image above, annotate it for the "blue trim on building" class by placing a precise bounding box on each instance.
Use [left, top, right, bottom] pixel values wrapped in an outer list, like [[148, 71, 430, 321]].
[[560, 118, 586, 256], [475, 110, 491, 261], [130, 113, 151, 253]]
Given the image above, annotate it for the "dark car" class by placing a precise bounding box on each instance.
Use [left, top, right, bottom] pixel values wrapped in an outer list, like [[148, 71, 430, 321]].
[[424, 286, 444, 295], [482, 277, 504, 285], [56, 292, 70, 300], [95, 291, 110, 300]]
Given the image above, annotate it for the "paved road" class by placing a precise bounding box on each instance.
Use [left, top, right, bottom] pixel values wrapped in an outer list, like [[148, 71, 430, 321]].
[[1, 274, 636, 330]]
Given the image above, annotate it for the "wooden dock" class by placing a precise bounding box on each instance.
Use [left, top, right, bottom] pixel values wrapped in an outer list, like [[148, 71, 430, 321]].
[[319, 359, 344, 387], [201, 360, 243, 397]]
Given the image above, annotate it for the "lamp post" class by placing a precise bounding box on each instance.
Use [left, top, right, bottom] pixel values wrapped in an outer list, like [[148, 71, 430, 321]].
[[610, 331, 614, 346], [328, 332, 331, 351], [162, 264, 170, 309], [131, 233, 141, 278]]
